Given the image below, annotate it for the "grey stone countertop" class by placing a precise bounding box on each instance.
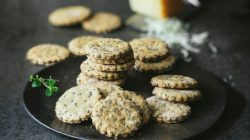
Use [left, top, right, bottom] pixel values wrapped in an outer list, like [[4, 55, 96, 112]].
[[0, 0, 249, 139]]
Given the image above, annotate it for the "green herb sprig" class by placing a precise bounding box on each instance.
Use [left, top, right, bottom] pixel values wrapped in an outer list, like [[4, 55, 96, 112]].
[[29, 75, 59, 97]]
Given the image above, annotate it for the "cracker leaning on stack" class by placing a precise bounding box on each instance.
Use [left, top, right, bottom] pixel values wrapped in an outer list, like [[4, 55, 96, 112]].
[[77, 38, 135, 86], [130, 38, 176, 73], [147, 75, 202, 123]]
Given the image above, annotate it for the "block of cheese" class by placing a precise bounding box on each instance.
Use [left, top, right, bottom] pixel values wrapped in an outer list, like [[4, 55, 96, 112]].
[[129, 0, 183, 19]]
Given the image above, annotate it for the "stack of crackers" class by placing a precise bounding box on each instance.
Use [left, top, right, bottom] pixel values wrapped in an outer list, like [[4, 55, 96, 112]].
[[147, 75, 202, 123], [130, 38, 176, 73], [77, 38, 135, 86]]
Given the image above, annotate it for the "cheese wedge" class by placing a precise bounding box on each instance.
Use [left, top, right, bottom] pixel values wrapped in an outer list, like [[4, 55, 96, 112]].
[[129, 0, 183, 19]]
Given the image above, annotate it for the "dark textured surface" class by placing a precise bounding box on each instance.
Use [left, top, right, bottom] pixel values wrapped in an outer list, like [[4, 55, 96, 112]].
[[0, 0, 249, 139], [23, 57, 226, 140]]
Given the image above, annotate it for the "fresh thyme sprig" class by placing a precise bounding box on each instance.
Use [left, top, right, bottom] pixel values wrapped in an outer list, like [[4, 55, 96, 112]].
[[29, 75, 59, 97]]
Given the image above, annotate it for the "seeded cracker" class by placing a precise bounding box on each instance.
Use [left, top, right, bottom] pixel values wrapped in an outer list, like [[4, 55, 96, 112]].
[[146, 96, 191, 123], [90, 81, 124, 98], [88, 53, 134, 65], [55, 85, 102, 124], [91, 97, 142, 138], [134, 56, 176, 73], [68, 36, 101, 56], [151, 75, 198, 89], [26, 44, 70, 65], [84, 38, 132, 60], [49, 6, 91, 26], [90, 81, 124, 97], [80, 61, 125, 80], [76, 73, 125, 86], [109, 90, 151, 124], [85, 58, 135, 72], [153, 87, 202, 102], [82, 12, 121, 33], [130, 38, 170, 62]]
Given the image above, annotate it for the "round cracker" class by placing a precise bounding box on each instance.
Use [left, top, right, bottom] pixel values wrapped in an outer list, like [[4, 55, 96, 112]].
[[134, 56, 176, 73], [85, 59, 134, 72], [68, 36, 101, 56], [82, 12, 121, 33], [55, 85, 102, 123], [88, 53, 134, 65], [49, 6, 91, 26], [80, 60, 125, 80], [76, 73, 125, 86], [84, 38, 132, 60], [146, 96, 191, 123], [26, 44, 70, 65], [89, 81, 124, 97], [130, 38, 170, 62], [109, 90, 151, 124], [91, 97, 142, 138], [153, 87, 202, 102], [151, 74, 198, 89]]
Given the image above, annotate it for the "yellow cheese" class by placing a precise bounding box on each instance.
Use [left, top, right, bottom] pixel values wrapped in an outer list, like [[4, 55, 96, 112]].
[[129, 0, 183, 19]]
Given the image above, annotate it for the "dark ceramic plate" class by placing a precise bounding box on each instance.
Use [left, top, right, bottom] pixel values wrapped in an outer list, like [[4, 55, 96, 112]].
[[23, 57, 226, 140]]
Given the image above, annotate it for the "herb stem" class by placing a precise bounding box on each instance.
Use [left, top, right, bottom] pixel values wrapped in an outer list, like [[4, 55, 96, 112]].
[[29, 75, 59, 97]]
